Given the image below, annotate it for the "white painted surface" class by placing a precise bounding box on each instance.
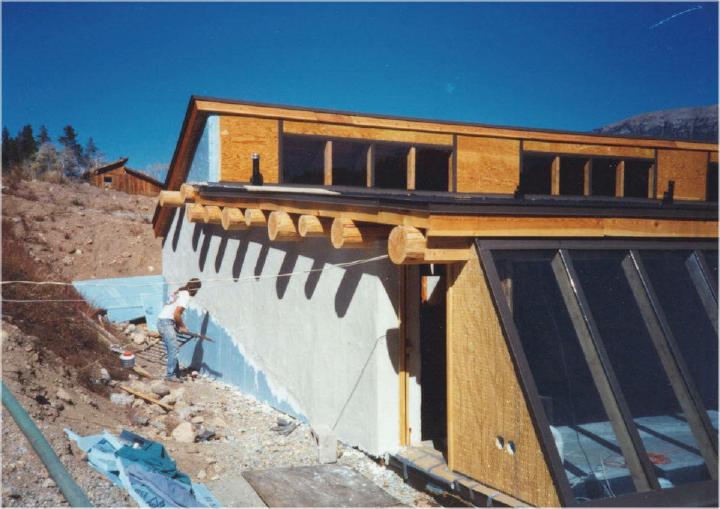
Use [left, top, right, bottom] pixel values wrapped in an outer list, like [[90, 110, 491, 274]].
[[162, 208, 402, 455]]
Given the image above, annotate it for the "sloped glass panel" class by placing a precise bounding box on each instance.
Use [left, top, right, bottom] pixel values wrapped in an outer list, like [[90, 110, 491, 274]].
[[640, 250, 718, 424], [573, 251, 711, 487], [493, 251, 636, 501]]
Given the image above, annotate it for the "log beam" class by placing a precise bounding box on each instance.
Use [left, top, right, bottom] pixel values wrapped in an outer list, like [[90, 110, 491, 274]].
[[180, 183, 198, 202], [245, 208, 267, 228], [158, 191, 184, 207], [331, 218, 391, 249], [221, 207, 247, 231], [298, 215, 332, 237], [388, 225, 472, 265], [268, 211, 301, 241], [203, 205, 223, 224], [186, 203, 206, 223]]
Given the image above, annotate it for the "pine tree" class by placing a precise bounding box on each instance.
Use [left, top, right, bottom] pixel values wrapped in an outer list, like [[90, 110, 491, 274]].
[[58, 125, 83, 176], [84, 137, 103, 169], [2, 127, 18, 170], [16, 125, 37, 162], [37, 125, 51, 145], [31, 142, 60, 175]]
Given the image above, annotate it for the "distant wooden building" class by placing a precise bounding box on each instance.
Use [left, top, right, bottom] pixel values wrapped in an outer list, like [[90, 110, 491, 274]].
[[84, 158, 163, 196]]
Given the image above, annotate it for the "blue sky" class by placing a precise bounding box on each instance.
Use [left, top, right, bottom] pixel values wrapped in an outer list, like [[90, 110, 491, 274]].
[[3, 2, 718, 178]]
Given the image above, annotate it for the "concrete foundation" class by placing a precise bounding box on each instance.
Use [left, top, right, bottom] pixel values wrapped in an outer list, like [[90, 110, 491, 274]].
[[162, 207, 402, 455]]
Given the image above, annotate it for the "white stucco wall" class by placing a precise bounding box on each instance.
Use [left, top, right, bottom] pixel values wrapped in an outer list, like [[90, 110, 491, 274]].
[[162, 207, 402, 455]]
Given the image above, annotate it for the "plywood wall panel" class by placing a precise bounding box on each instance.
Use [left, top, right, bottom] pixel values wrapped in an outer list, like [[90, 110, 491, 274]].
[[283, 120, 453, 146], [710, 151, 718, 163], [524, 140, 654, 159], [456, 136, 519, 193], [656, 149, 708, 200], [220, 116, 279, 183], [446, 253, 560, 507]]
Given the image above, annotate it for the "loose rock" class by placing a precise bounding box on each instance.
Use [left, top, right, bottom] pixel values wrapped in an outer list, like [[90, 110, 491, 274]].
[[171, 422, 195, 444]]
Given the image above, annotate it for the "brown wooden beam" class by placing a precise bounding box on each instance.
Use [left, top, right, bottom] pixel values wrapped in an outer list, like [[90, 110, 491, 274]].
[[583, 159, 592, 196], [158, 190, 184, 207], [551, 156, 560, 195], [387, 225, 472, 264], [615, 160, 625, 197], [221, 207, 247, 231], [330, 218, 391, 249], [366, 144, 375, 188], [268, 211, 301, 241]]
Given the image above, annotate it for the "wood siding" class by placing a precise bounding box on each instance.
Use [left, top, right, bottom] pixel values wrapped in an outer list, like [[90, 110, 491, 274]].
[[283, 120, 453, 147], [656, 149, 709, 200], [220, 116, 280, 183], [90, 167, 162, 196], [446, 252, 560, 507], [523, 140, 655, 159], [456, 136, 519, 193]]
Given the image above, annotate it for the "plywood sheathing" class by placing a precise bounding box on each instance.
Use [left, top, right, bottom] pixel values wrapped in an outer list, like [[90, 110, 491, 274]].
[[524, 140, 655, 159], [656, 149, 709, 201], [219, 116, 279, 183], [456, 136, 520, 194], [446, 253, 560, 507]]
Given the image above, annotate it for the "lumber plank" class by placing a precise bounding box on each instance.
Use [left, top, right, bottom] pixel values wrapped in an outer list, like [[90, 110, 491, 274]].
[[524, 139, 655, 159], [119, 385, 174, 411], [656, 149, 708, 200], [283, 120, 453, 147]]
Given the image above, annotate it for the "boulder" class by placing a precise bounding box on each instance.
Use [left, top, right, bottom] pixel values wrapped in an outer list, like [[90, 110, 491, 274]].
[[190, 416, 204, 424], [131, 332, 146, 345], [124, 324, 136, 334], [150, 382, 170, 397], [171, 422, 196, 444]]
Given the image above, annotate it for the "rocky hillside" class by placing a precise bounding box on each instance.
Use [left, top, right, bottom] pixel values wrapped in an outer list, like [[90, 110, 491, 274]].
[[595, 104, 718, 142]]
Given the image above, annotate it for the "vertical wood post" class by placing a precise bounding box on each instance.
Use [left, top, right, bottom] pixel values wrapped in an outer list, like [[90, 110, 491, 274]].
[[551, 156, 560, 195], [648, 163, 656, 199], [583, 159, 592, 196], [407, 146, 416, 191], [615, 160, 626, 197], [366, 144, 375, 188], [324, 140, 333, 186]]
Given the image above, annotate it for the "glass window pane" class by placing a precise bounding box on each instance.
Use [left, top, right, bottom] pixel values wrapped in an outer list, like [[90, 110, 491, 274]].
[[703, 250, 718, 284], [520, 154, 553, 194], [572, 251, 711, 487], [333, 140, 367, 187], [640, 251, 718, 421], [493, 251, 636, 501], [282, 135, 324, 185], [416, 148, 451, 191], [374, 144, 408, 189], [591, 159, 618, 197]]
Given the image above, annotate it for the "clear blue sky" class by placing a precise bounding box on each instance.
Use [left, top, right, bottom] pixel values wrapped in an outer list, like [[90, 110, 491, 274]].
[[3, 2, 718, 178]]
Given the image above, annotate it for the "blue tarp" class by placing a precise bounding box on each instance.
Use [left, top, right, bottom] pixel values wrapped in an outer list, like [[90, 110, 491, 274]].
[[65, 428, 219, 508], [72, 275, 165, 332]]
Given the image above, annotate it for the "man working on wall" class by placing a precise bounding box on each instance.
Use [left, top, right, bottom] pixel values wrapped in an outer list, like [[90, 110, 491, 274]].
[[157, 278, 201, 382]]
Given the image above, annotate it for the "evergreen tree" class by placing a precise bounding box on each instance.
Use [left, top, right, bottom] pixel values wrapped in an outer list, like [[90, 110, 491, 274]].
[[16, 124, 37, 162], [2, 127, 18, 170], [84, 137, 103, 169], [58, 125, 83, 160], [37, 125, 51, 145]]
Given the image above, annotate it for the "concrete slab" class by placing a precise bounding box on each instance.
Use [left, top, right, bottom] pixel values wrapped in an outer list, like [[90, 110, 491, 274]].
[[205, 472, 266, 507], [243, 464, 403, 507]]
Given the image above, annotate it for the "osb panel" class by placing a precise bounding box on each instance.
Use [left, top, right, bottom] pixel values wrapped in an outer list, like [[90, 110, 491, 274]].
[[456, 136, 519, 193], [283, 120, 452, 147], [220, 116, 279, 183], [710, 151, 718, 163], [656, 149, 708, 200], [446, 253, 560, 507], [523, 140, 654, 159]]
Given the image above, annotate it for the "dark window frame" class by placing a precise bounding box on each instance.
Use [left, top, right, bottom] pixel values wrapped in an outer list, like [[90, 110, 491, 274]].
[[477, 239, 718, 506]]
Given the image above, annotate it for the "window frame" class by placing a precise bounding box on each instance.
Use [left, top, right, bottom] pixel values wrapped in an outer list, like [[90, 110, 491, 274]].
[[476, 239, 718, 506]]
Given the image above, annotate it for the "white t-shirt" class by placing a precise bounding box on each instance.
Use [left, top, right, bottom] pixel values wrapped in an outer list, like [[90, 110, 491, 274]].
[[158, 290, 191, 320]]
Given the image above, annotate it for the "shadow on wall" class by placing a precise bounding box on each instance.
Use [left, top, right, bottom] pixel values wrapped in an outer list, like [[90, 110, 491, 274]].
[[170, 214, 399, 319]]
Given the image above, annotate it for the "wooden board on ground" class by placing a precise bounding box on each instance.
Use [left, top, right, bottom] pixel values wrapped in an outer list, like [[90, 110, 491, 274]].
[[242, 464, 403, 507]]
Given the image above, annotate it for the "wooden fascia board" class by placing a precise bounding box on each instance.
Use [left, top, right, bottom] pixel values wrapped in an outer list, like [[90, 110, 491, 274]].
[[193, 97, 718, 152]]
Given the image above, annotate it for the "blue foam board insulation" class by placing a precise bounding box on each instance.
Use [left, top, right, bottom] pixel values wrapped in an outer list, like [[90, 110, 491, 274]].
[[177, 307, 306, 422], [73, 275, 166, 332]]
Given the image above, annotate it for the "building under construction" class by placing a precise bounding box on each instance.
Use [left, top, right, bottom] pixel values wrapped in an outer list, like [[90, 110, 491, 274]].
[[152, 96, 718, 507]]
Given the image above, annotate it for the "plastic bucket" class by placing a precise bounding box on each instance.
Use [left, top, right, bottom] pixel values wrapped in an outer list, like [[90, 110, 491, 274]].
[[119, 352, 135, 368]]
